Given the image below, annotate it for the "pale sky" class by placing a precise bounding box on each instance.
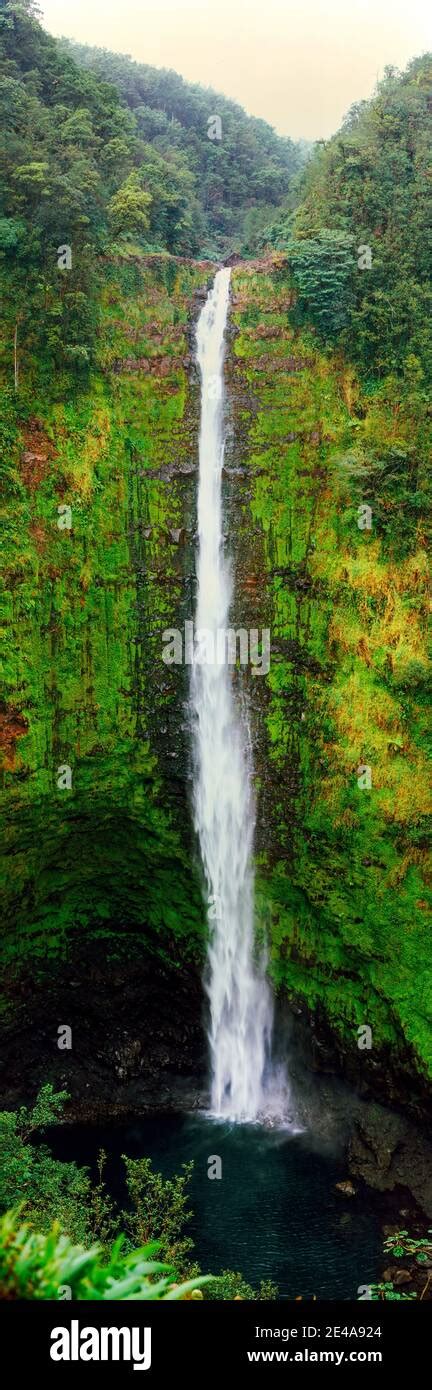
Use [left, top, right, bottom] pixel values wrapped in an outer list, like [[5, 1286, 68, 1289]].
[[40, 0, 431, 140]]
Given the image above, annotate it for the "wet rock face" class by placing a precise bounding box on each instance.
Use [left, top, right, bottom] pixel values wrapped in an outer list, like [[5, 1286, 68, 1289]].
[[284, 1000, 432, 1127], [1, 251, 430, 1131], [0, 255, 212, 1103], [348, 1103, 432, 1218], [0, 935, 207, 1121], [225, 259, 431, 1106]]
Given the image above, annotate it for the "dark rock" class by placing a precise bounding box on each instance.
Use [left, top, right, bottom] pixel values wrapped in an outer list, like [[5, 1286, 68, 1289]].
[[348, 1102, 432, 1216], [383, 1267, 413, 1285], [0, 934, 207, 1122], [284, 999, 432, 1126]]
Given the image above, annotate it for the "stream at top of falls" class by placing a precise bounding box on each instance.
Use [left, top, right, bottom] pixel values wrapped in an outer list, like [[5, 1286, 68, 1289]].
[[191, 268, 292, 1126]]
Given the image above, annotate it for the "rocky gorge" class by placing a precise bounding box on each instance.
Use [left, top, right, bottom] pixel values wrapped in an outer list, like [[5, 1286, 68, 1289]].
[[1, 248, 431, 1239]]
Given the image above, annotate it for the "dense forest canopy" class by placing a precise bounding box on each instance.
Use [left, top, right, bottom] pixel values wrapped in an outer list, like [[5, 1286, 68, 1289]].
[[0, 0, 302, 395], [0, 1, 430, 579], [1, 0, 430, 401], [60, 37, 302, 254], [258, 54, 432, 381], [0, 3, 430, 572]]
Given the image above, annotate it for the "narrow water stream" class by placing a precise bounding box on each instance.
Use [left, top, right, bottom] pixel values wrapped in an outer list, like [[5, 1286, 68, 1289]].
[[191, 269, 289, 1122]]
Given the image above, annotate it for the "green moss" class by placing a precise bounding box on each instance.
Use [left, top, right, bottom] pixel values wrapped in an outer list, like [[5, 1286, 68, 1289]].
[[1, 249, 430, 1087], [0, 255, 210, 988], [231, 259, 431, 1077]]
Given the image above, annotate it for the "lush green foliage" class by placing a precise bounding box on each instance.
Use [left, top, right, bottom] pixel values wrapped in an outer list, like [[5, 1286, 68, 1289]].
[[61, 37, 301, 257], [383, 1229, 432, 1264], [0, 1086, 194, 1266], [261, 57, 432, 380], [206, 1269, 278, 1301], [0, 1088, 278, 1299], [0, 0, 302, 405], [0, 1086, 91, 1242], [368, 1229, 432, 1300], [0, 251, 209, 963], [0, 0, 430, 1263], [231, 260, 430, 1074], [120, 1155, 195, 1272], [369, 1282, 415, 1301], [286, 230, 355, 337], [0, 1208, 207, 1300], [1, 1, 204, 391]]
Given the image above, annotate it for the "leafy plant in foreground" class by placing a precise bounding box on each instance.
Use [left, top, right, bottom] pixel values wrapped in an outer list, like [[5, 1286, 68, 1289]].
[[383, 1230, 432, 1264], [0, 1209, 208, 1301], [368, 1281, 416, 1301], [0, 1088, 280, 1298], [368, 1229, 432, 1300]]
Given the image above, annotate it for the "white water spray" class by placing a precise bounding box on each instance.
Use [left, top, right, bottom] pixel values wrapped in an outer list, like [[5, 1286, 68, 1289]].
[[191, 269, 288, 1123]]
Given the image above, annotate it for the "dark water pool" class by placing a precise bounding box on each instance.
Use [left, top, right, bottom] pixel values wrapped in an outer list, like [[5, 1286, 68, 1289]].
[[49, 1113, 381, 1299]]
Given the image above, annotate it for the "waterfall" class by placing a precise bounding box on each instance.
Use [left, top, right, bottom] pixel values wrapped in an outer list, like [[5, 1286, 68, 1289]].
[[191, 268, 285, 1123]]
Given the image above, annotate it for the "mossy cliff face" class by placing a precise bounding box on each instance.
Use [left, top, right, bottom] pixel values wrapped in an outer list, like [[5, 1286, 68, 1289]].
[[227, 257, 431, 1107], [0, 254, 212, 1107], [0, 252, 430, 1115]]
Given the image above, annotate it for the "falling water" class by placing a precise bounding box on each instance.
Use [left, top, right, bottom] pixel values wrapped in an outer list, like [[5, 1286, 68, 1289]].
[[191, 269, 288, 1123]]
